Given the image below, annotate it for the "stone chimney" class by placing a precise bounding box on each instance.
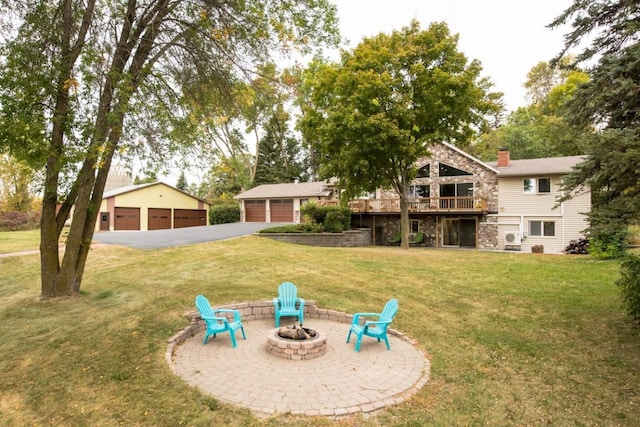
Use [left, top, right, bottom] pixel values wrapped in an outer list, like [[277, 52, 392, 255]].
[[497, 147, 510, 168]]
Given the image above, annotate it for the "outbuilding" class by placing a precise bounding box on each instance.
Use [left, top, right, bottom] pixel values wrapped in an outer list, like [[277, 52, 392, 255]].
[[234, 181, 338, 223], [97, 182, 210, 232]]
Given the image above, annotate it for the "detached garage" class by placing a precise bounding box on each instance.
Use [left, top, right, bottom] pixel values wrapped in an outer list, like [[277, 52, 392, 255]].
[[234, 181, 338, 223], [97, 182, 210, 232]]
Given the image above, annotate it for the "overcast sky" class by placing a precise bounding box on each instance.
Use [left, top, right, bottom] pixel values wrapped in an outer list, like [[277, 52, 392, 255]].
[[333, 0, 573, 112]]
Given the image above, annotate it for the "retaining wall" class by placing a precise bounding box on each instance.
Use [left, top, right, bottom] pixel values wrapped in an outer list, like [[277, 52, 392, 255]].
[[256, 228, 372, 247]]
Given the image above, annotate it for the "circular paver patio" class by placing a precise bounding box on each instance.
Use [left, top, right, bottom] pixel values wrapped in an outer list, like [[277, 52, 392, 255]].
[[169, 317, 430, 418]]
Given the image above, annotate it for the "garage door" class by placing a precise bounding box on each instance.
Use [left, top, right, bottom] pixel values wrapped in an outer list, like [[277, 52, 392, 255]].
[[148, 208, 171, 230], [270, 199, 294, 222], [114, 207, 140, 230], [245, 200, 266, 222], [173, 209, 207, 228]]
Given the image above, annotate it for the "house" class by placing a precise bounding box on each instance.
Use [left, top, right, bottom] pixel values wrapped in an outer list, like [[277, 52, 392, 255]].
[[97, 182, 210, 232], [234, 180, 338, 223], [488, 149, 589, 253], [233, 143, 589, 253]]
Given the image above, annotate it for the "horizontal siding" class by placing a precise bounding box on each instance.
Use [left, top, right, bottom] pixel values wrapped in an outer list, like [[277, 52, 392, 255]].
[[496, 175, 590, 254], [498, 176, 564, 215]]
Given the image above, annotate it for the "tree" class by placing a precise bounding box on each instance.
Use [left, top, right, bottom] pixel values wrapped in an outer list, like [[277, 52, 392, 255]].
[[0, 0, 339, 297], [176, 171, 188, 192], [551, 1, 640, 242], [254, 105, 309, 185], [299, 20, 501, 248], [198, 154, 252, 205], [470, 62, 590, 161], [0, 153, 36, 212]]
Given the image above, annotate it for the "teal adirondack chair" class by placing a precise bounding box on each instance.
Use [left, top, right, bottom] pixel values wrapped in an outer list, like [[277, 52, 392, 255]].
[[273, 282, 305, 327], [346, 298, 399, 352], [195, 295, 246, 348]]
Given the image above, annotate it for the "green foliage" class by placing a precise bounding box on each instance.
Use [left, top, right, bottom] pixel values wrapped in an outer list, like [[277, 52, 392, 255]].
[[298, 20, 501, 201], [208, 204, 240, 225], [0, 0, 340, 297], [198, 155, 252, 205], [300, 203, 351, 233], [176, 171, 188, 192], [258, 223, 323, 233], [616, 253, 640, 321], [553, 1, 640, 250], [588, 230, 628, 260], [470, 62, 591, 162], [253, 105, 309, 185]]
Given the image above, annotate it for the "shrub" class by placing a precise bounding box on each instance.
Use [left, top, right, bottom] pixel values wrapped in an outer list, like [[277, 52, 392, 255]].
[[616, 253, 640, 322], [0, 211, 41, 231], [209, 204, 240, 225], [324, 210, 346, 233], [300, 203, 351, 233], [259, 223, 323, 233], [589, 231, 627, 259]]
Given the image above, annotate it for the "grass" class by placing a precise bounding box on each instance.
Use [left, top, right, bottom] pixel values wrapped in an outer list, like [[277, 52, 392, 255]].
[[0, 229, 40, 253], [1, 232, 639, 426]]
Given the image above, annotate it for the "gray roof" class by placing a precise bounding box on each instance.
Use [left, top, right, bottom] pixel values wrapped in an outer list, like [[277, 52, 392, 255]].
[[488, 155, 586, 177], [234, 181, 334, 199]]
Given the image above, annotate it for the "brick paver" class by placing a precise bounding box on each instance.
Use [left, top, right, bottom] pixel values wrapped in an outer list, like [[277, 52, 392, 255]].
[[170, 318, 430, 418]]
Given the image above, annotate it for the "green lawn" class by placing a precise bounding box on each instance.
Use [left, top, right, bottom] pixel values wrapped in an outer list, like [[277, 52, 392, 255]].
[[1, 233, 638, 426]]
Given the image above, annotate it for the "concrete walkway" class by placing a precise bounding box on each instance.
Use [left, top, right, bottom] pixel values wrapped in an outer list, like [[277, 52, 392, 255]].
[[169, 318, 430, 418]]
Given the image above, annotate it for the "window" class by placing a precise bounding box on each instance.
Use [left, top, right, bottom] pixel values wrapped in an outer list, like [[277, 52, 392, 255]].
[[408, 185, 429, 197], [416, 164, 430, 178], [439, 162, 472, 177], [524, 178, 551, 194], [410, 220, 419, 234], [529, 221, 555, 236]]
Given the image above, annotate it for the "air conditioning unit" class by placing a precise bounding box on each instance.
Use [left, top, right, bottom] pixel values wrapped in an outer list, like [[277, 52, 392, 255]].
[[504, 231, 522, 245]]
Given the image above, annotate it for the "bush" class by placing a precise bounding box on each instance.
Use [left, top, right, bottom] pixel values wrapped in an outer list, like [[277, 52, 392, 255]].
[[589, 231, 627, 259], [209, 204, 240, 225], [0, 211, 41, 231], [259, 223, 323, 233], [300, 203, 351, 233], [616, 254, 640, 322]]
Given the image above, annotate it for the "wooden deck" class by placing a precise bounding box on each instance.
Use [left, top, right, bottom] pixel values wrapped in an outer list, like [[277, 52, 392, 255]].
[[320, 197, 488, 214]]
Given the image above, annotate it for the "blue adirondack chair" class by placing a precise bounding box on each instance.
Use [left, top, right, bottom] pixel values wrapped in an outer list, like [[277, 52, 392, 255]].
[[195, 295, 246, 348], [273, 282, 305, 327], [346, 298, 399, 352]]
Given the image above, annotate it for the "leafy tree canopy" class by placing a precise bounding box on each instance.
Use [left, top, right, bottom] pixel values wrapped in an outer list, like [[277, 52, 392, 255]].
[[299, 20, 501, 247], [470, 61, 591, 161], [0, 0, 339, 297]]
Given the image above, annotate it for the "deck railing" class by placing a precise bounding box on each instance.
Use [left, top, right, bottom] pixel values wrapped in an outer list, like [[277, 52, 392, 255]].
[[319, 197, 487, 213]]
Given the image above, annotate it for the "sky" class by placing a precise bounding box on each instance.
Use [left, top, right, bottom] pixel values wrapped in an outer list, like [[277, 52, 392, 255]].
[[333, 0, 574, 112]]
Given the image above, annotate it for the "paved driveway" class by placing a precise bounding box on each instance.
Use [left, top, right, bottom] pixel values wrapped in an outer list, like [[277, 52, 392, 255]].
[[93, 222, 283, 250]]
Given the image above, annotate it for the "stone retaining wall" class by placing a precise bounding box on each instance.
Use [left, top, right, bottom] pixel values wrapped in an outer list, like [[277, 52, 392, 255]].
[[257, 228, 372, 247]]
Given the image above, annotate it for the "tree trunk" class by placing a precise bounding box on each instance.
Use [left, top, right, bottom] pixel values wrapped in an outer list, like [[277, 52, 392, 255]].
[[399, 193, 410, 249]]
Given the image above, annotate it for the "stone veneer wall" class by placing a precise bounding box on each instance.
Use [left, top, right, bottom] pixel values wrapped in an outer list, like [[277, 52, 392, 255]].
[[257, 228, 372, 247], [375, 144, 499, 247], [165, 300, 409, 365]]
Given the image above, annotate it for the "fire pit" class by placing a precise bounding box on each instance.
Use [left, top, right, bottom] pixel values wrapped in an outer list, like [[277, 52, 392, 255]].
[[266, 324, 327, 360]]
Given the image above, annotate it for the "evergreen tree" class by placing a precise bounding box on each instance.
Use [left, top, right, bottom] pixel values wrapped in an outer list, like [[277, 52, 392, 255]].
[[552, 1, 640, 240], [176, 171, 188, 192]]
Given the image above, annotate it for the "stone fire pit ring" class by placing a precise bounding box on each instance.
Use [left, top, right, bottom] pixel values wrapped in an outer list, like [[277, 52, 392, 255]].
[[266, 326, 328, 360]]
